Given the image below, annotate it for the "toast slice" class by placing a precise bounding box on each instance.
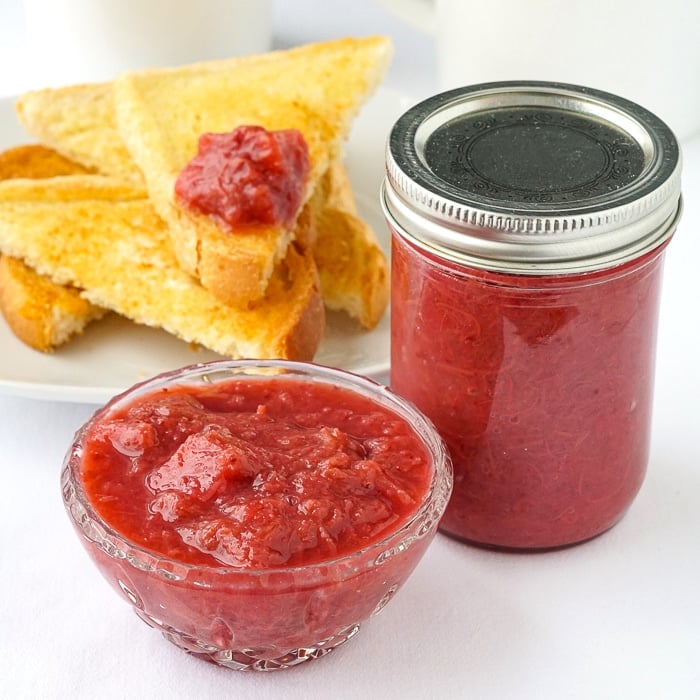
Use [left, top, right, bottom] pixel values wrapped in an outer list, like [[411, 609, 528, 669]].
[[312, 162, 389, 329], [0, 143, 95, 180], [0, 255, 107, 352], [112, 36, 392, 306], [15, 41, 392, 328], [15, 83, 142, 182], [0, 142, 387, 358], [0, 174, 324, 360], [0, 144, 108, 351]]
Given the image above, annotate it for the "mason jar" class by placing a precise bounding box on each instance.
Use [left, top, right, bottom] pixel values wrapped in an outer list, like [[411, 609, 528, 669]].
[[382, 81, 682, 550]]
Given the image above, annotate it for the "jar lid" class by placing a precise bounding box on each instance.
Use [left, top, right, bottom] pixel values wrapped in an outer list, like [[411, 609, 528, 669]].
[[382, 81, 682, 273]]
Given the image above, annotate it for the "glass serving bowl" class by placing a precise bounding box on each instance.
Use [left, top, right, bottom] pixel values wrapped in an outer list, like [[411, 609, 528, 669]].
[[61, 360, 452, 671]]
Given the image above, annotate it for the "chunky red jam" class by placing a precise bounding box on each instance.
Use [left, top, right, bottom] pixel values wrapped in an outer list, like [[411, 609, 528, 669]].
[[391, 233, 670, 550], [80, 377, 432, 568], [174, 125, 309, 230]]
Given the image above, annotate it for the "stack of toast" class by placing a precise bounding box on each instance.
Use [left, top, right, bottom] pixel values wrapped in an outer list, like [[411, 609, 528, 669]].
[[0, 36, 392, 360]]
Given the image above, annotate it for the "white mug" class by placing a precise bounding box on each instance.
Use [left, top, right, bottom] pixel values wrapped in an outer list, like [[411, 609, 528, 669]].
[[379, 0, 700, 140], [23, 0, 273, 87]]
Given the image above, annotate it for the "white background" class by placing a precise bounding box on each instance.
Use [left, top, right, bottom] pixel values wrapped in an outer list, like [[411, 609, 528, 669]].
[[1, 2, 698, 699]]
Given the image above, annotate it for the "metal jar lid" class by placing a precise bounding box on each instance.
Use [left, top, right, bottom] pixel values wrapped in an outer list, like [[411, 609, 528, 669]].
[[382, 81, 682, 274]]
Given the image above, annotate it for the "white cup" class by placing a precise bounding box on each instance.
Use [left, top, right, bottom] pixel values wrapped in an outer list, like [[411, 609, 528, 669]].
[[379, 0, 700, 141], [23, 0, 273, 87]]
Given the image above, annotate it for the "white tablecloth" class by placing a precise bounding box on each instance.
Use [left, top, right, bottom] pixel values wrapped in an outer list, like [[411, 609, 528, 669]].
[[1, 2, 698, 698]]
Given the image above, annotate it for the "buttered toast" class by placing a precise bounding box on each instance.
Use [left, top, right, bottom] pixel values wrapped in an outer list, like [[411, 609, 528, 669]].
[[0, 145, 387, 359], [0, 255, 107, 352], [18, 36, 392, 307], [0, 173, 324, 360], [312, 163, 389, 329], [16, 83, 142, 183], [0, 145, 107, 352], [5, 37, 392, 359]]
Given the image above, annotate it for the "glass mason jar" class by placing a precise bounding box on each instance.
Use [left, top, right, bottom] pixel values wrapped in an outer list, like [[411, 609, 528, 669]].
[[382, 82, 682, 550]]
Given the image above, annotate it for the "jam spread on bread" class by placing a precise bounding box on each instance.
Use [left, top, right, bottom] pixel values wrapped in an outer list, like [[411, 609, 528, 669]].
[[175, 125, 309, 230]]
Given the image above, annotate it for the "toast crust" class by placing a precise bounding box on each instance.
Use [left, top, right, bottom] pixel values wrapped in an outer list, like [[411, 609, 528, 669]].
[[312, 163, 389, 329], [0, 255, 107, 352], [0, 144, 108, 352]]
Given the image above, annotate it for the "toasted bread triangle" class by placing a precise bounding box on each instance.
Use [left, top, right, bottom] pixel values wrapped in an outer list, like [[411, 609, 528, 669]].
[[0, 174, 324, 360], [16, 82, 141, 182], [0, 144, 108, 352], [112, 36, 392, 305], [312, 163, 389, 329], [14, 37, 392, 330]]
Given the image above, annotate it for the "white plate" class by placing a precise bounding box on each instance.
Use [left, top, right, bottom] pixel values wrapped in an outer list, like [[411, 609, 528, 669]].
[[0, 87, 414, 403]]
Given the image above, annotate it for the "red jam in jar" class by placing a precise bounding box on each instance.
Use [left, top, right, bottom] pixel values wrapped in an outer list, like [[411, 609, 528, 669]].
[[382, 82, 682, 550]]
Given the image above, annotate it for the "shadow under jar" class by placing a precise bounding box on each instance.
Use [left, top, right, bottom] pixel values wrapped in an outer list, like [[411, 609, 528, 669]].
[[382, 81, 682, 550]]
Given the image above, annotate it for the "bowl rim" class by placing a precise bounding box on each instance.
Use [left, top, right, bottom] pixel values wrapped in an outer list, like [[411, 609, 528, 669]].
[[62, 359, 453, 579]]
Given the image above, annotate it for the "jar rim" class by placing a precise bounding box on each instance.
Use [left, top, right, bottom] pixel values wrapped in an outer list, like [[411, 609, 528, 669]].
[[384, 81, 682, 274]]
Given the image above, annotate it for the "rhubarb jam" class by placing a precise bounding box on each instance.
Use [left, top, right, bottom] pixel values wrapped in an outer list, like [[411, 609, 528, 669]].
[[383, 82, 682, 550], [175, 125, 309, 230], [80, 372, 434, 568], [62, 361, 452, 668]]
